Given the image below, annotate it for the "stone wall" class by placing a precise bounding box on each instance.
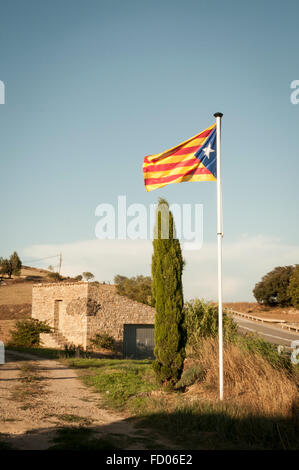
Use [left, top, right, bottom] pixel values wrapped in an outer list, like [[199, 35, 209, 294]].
[[32, 282, 155, 350], [86, 284, 155, 347], [32, 282, 89, 348]]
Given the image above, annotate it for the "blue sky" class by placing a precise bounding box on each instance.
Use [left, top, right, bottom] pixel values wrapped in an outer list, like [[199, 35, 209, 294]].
[[1, 0, 299, 300]]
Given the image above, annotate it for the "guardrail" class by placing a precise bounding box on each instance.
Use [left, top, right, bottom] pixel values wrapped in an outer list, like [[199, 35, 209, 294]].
[[226, 309, 299, 333]]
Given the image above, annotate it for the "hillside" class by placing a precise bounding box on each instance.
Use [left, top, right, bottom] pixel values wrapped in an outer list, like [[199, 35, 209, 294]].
[[0, 266, 52, 343], [0, 265, 50, 308]]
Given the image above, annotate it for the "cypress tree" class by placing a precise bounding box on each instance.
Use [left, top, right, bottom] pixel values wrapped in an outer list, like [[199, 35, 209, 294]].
[[152, 198, 185, 388]]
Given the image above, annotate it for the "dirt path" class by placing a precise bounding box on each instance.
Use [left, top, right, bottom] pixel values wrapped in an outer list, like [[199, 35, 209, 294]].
[[0, 351, 169, 450]]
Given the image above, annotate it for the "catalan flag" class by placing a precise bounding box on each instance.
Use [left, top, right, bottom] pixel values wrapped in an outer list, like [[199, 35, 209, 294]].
[[143, 124, 217, 192]]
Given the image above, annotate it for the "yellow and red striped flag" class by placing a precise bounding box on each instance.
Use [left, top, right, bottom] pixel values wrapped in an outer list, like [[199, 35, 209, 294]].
[[143, 124, 217, 192]]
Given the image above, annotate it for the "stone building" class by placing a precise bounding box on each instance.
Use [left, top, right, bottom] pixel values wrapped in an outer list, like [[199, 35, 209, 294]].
[[32, 282, 155, 358]]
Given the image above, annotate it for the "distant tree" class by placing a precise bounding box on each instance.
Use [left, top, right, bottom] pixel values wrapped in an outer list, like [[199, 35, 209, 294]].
[[114, 274, 152, 305], [74, 274, 83, 281], [82, 272, 95, 282], [47, 272, 63, 282], [10, 252, 22, 276], [48, 265, 54, 272], [288, 265, 299, 309], [152, 198, 185, 388], [0, 251, 22, 278], [253, 265, 295, 307]]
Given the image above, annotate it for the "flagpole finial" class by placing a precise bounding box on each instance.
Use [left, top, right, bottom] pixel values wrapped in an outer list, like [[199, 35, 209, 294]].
[[214, 112, 223, 118]]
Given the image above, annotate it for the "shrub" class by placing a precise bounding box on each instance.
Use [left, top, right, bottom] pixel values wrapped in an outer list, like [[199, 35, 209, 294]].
[[253, 265, 295, 306], [9, 318, 51, 347], [288, 265, 299, 309], [184, 299, 238, 351], [114, 274, 153, 305], [74, 275, 83, 281], [61, 343, 92, 358], [90, 333, 115, 350], [48, 272, 63, 282]]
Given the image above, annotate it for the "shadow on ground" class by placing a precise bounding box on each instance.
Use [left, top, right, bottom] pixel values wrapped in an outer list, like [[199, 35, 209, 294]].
[[1, 409, 299, 451]]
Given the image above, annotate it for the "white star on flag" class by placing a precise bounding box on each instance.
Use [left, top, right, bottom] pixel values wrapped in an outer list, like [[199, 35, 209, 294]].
[[202, 143, 215, 159]]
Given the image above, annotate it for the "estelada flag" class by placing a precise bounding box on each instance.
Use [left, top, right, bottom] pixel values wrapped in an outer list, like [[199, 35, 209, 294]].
[[143, 124, 217, 192]]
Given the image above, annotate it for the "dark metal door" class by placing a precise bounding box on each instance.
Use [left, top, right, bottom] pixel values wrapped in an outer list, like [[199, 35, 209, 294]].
[[123, 324, 155, 359]]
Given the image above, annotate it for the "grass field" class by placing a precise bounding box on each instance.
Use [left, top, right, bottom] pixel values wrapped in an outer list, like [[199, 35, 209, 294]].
[[66, 337, 299, 450]]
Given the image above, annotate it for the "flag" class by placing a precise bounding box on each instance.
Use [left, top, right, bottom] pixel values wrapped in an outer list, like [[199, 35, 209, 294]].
[[143, 124, 217, 192]]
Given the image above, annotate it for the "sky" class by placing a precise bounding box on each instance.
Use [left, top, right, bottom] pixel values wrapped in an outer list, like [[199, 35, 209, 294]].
[[0, 0, 299, 301]]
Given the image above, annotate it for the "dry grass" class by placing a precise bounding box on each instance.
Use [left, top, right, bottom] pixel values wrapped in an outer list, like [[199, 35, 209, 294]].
[[0, 283, 34, 305], [0, 320, 17, 344], [224, 302, 299, 323], [185, 337, 299, 417]]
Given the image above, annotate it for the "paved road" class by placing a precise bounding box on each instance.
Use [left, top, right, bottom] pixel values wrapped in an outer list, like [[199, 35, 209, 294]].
[[233, 315, 299, 347]]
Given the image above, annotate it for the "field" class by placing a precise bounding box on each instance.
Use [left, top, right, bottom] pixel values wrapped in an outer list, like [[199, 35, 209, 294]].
[[61, 336, 299, 450], [0, 267, 50, 344]]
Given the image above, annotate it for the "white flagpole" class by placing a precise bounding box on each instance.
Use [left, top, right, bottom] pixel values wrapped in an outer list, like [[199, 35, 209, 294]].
[[214, 111, 224, 400]]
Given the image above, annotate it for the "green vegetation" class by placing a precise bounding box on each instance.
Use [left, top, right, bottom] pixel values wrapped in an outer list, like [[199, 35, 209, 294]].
[[68, 358, 158, 410], [10, 363, 44, 408], [184, 299, 238, 349], [137, 401, 299, 450], [66, 335, 299, 450], [49, 427, 119, 450], [0, 251, 22, 278], [89, 332, 115, 351], [82, 272, 95, 281], [114, 274, 152, 305], [6, 345, 61, 359], [47, 271, 63, 282], [288, 265, 299, 309], [152, 198, 185, 388], [253, 265, 296, 307], [9, 318, 51, 348]]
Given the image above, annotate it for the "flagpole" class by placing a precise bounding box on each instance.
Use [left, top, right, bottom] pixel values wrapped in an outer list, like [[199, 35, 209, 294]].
[[214, 111, 224, 400]]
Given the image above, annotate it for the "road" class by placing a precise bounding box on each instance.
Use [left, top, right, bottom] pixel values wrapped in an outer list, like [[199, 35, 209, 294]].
[[233, 315, 299, 347]]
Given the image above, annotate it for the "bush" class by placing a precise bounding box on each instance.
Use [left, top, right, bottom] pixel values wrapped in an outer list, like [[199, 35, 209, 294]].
[[61, 343, 92, 358], [9, 318, 51, 347], [288, 265, 299, 309], [253, 265, 295, 307], [48, 272, 63, 282], [90, 333, 115, 350], [114, 274, 153, 305], [184, 299, 238, 351]]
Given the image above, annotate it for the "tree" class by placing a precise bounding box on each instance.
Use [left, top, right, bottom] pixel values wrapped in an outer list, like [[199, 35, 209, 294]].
[[151, 198, 185, 388], [47, 272, 63, 282], [74, 274, 83, 281], [0, 251, 22, 278], [114, 274, 152, 305], [48, 265, 54, 272], [253, 265, 295, 307], [82, 272, 95, 282], [288, 265, 299, 309]]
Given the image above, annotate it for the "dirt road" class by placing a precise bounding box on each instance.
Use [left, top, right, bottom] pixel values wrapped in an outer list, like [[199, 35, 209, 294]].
[[0, 351, 167, 450]]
